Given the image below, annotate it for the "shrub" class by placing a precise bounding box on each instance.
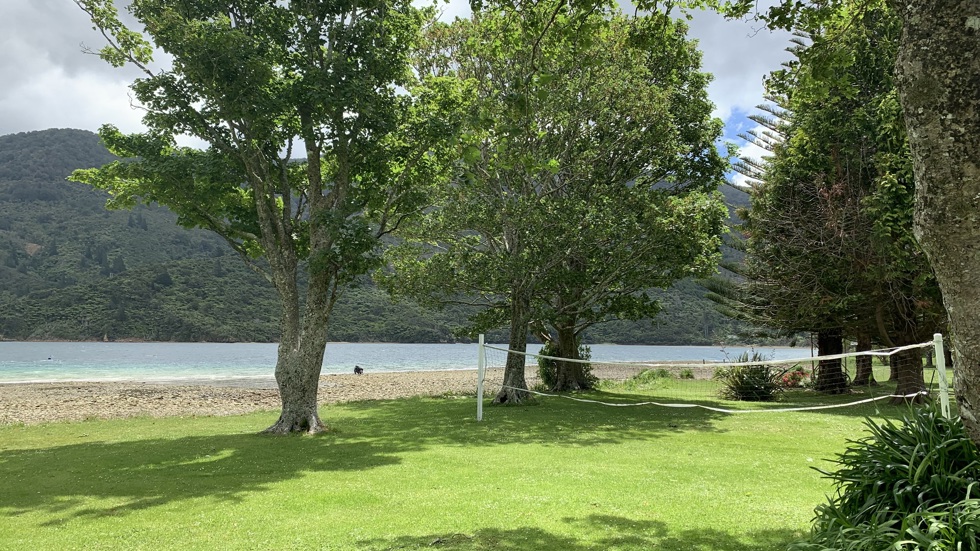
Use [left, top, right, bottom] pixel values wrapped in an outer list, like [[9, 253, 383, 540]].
[[620, 368, 672, 391], [791, 406, 980, 550], [679, 368, 695, 379], [779, 366, 810, 388], [715, 351, 781, 401]]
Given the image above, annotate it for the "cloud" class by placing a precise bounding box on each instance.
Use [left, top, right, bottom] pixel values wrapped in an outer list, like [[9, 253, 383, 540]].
[[0, 0, 147, 136], [1, 0, 793, 145], [684, 8, 794, 122]]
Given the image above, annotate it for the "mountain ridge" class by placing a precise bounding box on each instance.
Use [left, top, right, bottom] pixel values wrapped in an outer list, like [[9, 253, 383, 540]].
[[0, 128, 759, 345]]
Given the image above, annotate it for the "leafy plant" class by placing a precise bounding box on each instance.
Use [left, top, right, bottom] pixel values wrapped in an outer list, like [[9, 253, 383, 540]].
[[679, 368, 695, 379], [779, 366, 810, 388], [791, 406, 980, 550], [715, 350, 782, 401]]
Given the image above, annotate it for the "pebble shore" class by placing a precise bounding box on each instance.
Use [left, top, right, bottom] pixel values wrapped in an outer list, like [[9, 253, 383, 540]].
[[0, 365, 645, 425]]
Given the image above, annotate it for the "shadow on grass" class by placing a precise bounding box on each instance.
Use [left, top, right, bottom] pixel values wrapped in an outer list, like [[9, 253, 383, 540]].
[[342, 390, 730, 447], [0, 430, 407, 524], [0, 396, 729, 523], [356, 514, 801, 550]]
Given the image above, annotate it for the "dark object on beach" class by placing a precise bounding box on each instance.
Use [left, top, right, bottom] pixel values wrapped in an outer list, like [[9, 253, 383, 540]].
[[354, 365, 363, 375]]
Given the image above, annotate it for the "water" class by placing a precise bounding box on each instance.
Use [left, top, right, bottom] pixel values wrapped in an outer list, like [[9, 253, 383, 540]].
[[0, 341, 812, 386]]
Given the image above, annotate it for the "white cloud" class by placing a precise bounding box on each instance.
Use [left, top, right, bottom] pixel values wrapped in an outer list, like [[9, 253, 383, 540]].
[[684, 9, 794, 122], [1, 66, 145, 136], [2, 0, 792, 149]]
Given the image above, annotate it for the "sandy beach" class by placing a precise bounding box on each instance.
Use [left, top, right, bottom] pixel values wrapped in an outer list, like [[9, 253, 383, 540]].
[[0, 365, 645, 425]]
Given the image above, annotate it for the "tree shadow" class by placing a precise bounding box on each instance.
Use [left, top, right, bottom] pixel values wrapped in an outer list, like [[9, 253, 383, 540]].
[[0, 429, 409, 525], [0, 395, 730, 524], [341, 390, 730, 449], [356, 514, 802, 550]]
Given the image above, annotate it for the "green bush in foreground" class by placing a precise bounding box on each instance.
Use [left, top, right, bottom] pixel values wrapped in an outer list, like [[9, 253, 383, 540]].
[[715, 351, 782, 401], [791, 406, 980, 550]]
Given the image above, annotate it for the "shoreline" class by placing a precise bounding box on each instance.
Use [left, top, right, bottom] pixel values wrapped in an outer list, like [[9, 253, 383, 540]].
[[0, 365, 646, 426]]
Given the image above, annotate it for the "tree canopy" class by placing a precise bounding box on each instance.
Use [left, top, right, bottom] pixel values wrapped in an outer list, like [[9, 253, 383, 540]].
[[384, 5, 728, 397], [713, 0, 980, 438], [71, 0, 467, 433]]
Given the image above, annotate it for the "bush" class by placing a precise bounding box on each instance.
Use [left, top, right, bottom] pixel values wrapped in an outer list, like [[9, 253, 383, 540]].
[[537, 340, 594, 389], [779, 366, 810, 388], [791, 406, 980, 551], [619, 368, 672, 391], [715, 351, 781, 401]]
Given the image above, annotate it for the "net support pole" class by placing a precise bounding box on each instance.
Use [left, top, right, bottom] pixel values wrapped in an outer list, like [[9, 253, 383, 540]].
[[477, 334, 485, 422], [934, 333, 951, 419]]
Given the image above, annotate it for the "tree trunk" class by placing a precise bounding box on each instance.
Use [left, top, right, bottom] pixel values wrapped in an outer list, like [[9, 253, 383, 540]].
[[895, 0, 980, 442], [263, 266, 332, 434], [266, 341, 326, 434], [852, 334, 877, 386], [494, 289, 533, 404], [814, 328, 847, 394], [890, 346, 926, 404], [552, 325, 593, 391], [262, 182, 336, 434]]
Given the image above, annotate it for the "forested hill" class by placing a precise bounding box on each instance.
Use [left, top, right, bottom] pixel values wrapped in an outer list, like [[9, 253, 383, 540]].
[[0, 128, 757, 344]]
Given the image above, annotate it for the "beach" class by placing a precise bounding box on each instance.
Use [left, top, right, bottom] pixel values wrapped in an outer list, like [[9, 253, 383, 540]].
[[0, 365, 645, 425]]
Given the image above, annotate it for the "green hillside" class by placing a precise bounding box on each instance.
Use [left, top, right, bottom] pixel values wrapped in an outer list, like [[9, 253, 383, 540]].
[[0, 128, 756, 344]]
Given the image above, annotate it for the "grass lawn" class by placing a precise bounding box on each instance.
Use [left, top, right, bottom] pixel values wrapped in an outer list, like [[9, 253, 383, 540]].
[[0, 389, 912, 550]]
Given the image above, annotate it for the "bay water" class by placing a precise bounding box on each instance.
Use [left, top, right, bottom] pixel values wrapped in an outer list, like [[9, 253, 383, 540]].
[[0, 341, 812, 386]]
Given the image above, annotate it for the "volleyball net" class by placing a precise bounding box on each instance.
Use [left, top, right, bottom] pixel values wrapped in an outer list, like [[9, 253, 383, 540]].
[[475, 333, 952, 420]]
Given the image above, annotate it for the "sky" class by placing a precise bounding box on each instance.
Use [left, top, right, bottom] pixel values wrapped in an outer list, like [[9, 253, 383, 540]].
[[1, 0, 792, 180]]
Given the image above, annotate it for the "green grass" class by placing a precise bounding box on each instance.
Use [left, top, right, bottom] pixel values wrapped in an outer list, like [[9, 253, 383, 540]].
[[0, 392, 914, 550]]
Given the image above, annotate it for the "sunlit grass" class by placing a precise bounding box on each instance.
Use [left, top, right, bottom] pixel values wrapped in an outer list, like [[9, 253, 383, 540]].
[[0, 392, 912, 550]]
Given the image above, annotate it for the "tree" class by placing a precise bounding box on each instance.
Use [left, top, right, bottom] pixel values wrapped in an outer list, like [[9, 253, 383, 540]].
[[722, 0, 979, 440], [71, 0, 465, 433], [893, 1, 980, 439], [715, 2, 947, 398], [523, 16, 728, 391], [386, 5, 727, 399]]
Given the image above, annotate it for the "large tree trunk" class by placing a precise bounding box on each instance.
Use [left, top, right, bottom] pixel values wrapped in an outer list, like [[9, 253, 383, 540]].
[[267, 340, 327, 434], [814, 328, 847, 394], [895, 0, 980, 442], [494, 289, 533, 404], [262, 148, 335, 434], [264, 266, 332, 434], [852, 334, 877, 387], [553, 325, 593, 391]]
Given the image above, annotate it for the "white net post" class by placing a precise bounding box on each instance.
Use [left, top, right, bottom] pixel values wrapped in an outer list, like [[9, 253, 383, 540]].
[[477, 334, 485, 421], [934, 333, 951, 419]]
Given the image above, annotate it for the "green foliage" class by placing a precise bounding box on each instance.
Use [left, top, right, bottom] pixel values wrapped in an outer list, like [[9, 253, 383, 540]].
[[791, 406, 980, 550], [616, 368, 675, 392], [715, 351, 782, 401], [537, 340, 594, 389], [722, 1, 945, 349], [388, 6, 729, 363], [0, 129, 764, 344]]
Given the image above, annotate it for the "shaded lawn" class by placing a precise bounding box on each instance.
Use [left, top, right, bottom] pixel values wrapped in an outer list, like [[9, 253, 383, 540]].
[[0, 392, 909, 550]]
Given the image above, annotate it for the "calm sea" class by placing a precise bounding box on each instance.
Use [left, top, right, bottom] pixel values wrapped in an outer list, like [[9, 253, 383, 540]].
[[0, 341, 813, 387]]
